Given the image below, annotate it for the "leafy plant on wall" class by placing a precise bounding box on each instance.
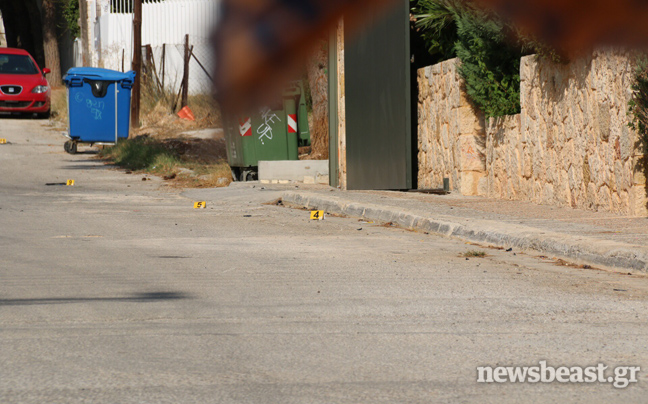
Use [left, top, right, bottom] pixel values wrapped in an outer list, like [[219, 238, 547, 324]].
[[454, 8, 525, 117], [629, 57, 648, 153], [411, 0, 463, 60], [411, 0, 549, 118]]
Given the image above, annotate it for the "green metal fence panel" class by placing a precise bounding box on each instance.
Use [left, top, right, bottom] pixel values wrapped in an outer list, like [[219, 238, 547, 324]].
[[344, 0, 412, 190]]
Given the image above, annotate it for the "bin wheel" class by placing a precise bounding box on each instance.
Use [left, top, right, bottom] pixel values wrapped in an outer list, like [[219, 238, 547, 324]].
[[64, 141, 77, 155], [240, 170, 258, 182]]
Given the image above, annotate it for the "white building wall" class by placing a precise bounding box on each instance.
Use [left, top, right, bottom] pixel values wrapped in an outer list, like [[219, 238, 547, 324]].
[[0, 13, 6, 47], [94, 0, 219, 94]]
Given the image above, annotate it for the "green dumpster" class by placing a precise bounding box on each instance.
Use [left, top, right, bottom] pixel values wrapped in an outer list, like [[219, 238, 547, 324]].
[[225, 81, 311, 181]]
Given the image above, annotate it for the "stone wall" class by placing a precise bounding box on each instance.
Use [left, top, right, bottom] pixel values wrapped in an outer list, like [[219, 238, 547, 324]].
[[417, 50, 647, 216], [417, 59, 486, 195], [487, 51, 647, 216]]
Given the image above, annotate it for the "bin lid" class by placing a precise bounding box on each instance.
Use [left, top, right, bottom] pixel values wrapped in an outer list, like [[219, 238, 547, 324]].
[[64, 67, 136, 82]]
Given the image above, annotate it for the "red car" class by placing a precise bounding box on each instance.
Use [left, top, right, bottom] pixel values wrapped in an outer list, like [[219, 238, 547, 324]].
[[0, 47, 51, 118]]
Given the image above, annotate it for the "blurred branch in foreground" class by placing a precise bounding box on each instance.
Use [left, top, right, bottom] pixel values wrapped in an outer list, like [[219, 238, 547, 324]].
[[213, 0, 395, 113], [213, 0, 648, 113]]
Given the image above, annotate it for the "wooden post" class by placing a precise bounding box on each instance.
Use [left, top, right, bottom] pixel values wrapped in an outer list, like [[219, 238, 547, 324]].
[[181, 34, 190, 108], [79, 0, 90, 66], [161, 44, 166, 90], [131, 0, 142, 132], [145, 44, 153, 75]]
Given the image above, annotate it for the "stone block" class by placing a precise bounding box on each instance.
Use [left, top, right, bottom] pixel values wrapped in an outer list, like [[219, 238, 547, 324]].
[[259, 160, 329, 183], [620, 190, 630, 215], [457, 106, 481, 135], [303, 176, 315, 184], [620, 122, 634, 161], [598, 185, 612, 209], [634, 167, 647, 186], [630, 186, 648, 216], [586, 182, 598, 208], [459, 135, 486, 172], [441, 124, 450, 149], [460, 171, 485, 196], [316, 175, 329, 185], [598, 102, 611, 141], [615, 160, 630, 191], [522, 150, 533, 179]]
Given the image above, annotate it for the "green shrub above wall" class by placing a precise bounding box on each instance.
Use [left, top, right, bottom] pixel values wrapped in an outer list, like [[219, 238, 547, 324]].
[[411, 0, 536, 118], [411, 0, 463, 60], [629, 56, 648, 154], [454, 9, 524, 117]]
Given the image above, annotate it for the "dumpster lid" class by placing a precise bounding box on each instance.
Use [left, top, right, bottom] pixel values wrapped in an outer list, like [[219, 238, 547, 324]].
[[64, 68, 136, 82]]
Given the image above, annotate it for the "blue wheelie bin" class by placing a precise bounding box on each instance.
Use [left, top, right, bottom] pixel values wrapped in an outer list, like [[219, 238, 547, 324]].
[[62, 68, 136, 154]]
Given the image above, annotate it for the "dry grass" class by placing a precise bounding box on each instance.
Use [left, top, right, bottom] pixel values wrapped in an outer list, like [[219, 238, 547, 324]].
[[99, 136, 231, 188], [50, 87, 68, 126], [136, 75, 221, 137], [171, 164, 233, 188], [462, 250, 487, 258], [50, 77, 230, 189]]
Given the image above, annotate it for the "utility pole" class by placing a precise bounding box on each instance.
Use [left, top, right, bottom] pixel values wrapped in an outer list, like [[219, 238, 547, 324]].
[[131, 0, 142, 132], [181, 34, 190, 108], [79, 0, 90, 66]]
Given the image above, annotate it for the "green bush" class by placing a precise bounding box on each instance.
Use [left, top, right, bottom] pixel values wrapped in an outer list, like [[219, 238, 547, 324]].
[[411, 0, 538, 118], [411, 0, 463, 60], [60, 0, 80, 38], [454, 10, 524, 117], [629, 56, 648, 153], [99, 137, 179, 171]]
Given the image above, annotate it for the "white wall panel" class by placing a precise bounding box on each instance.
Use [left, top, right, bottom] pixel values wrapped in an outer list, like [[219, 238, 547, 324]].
[[98, 0, 219, 94]]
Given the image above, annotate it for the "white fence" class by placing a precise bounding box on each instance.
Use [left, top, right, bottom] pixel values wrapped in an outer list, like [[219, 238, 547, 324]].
[[0, 13, 6, 47], [96, 0, 219, 95]]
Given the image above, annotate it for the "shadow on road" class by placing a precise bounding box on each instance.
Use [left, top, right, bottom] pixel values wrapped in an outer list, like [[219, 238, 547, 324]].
[[63, 150, 101, 155], [0, 291, 191, 306], [61, 158, 118, 171], [0, 112, 47, 120]]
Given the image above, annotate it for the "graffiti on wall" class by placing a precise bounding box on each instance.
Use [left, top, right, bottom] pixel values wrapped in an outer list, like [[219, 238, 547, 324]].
[[257, 107, 281, 145]]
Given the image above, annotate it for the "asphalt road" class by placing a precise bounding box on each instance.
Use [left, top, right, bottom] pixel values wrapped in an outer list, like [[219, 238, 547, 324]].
[[2, 117, 648, 403]]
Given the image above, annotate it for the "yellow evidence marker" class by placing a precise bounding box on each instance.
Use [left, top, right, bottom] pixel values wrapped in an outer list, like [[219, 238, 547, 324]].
[[194, 201, 207, 209], [0, 139, 6, 144], [66, 180, 75, 186], [310, 210, 325, 221]]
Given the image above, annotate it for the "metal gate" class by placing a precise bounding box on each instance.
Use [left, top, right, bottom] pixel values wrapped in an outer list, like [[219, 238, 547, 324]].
[[344, 1, 412, 190]]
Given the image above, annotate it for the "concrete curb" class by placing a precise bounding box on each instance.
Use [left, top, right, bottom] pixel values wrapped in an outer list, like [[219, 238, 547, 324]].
[[282, 191, 648, 273]]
